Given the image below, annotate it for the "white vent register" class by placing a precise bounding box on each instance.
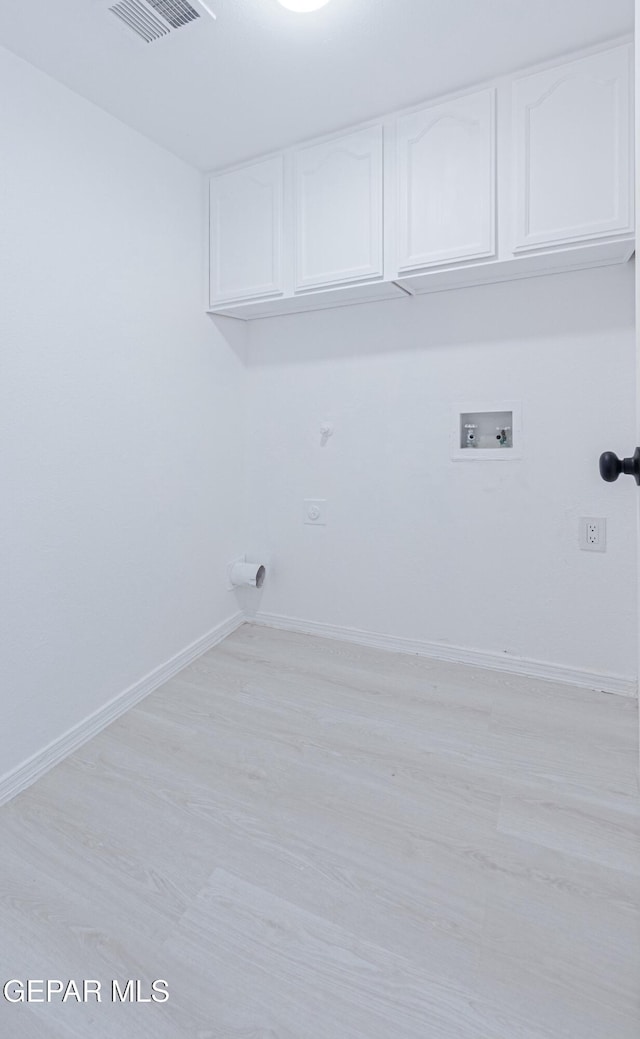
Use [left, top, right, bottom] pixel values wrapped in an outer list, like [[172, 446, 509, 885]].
[[107, 0, 215, 43]]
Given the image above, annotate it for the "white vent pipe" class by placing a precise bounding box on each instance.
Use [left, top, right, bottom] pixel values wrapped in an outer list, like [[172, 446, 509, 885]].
[[229, 561, 266, 589]]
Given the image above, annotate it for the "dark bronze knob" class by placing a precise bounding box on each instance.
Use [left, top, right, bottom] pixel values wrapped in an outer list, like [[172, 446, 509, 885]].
[[599, 447, 640, 485]]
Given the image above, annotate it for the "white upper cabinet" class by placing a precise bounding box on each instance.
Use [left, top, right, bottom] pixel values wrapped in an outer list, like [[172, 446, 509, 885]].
[[209, 155, 284, 305], [207, 42, 634, 319], [293, 126, 383, 291], [397, 88, 496, 272], [512, 44, 633, 252]]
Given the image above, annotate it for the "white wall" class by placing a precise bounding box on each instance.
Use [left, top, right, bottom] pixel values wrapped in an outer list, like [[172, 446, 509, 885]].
[[0, 46, 247, 778], [245, 265, 637, 686], [0, 45, 635, 794]]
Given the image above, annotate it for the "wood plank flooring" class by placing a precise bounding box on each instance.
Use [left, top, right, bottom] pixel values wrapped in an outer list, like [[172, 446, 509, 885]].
[[0, 624, 638, 1037]]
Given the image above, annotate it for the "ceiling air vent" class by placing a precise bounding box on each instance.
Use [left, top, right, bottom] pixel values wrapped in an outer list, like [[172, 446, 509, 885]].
[[145, 0, 200, 28], [109, 0, 204, 43]]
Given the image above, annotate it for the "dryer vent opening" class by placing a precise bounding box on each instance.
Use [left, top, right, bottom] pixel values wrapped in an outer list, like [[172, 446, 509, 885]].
[[229, 561, 267, 589]]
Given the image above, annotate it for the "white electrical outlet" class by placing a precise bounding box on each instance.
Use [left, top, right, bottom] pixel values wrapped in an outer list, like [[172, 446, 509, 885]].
[[579, 517, 606, 552], [304, 499, 327, 525]]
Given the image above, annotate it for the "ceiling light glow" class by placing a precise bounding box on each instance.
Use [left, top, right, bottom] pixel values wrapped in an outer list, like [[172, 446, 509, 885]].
[[278, 0, 332, 12]]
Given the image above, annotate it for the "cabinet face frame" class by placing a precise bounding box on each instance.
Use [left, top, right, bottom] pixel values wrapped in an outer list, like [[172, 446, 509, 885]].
[[209, 154, 285, 306], [293, 125, 384, 292], [511, 44, 633, 253], [396, 87, 497, 273]]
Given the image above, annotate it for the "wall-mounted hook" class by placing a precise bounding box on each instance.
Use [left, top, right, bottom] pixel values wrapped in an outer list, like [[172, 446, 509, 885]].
[[320, 423, 334, 447]]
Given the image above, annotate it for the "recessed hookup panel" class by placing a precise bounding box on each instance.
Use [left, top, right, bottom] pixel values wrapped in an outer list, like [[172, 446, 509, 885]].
[[452, 402, 522, 461], [460, 410, 513, 450]]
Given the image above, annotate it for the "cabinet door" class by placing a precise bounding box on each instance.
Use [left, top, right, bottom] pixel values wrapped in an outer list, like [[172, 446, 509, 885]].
[[294, 126, 383, 291], [512, 45, 632, 252], [397, 89, 495, 271], [209, 156, 284, 305]]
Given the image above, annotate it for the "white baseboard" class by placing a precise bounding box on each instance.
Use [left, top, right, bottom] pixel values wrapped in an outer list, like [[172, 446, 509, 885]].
[[252, 611, 638, 699], [2, 606, 634, 809], [0, 612, 245, 808]]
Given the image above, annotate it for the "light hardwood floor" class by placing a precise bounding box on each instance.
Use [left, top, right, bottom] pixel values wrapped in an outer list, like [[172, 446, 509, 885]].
[[1, 624, 638, 1038]]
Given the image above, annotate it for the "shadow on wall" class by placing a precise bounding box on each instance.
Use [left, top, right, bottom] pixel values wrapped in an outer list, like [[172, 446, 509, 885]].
[[208, 313, 248, 362], [238, 262, 635, 366]]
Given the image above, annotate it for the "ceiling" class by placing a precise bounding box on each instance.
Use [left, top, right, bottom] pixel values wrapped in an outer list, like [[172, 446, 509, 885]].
[[0, 0, 633, 171]]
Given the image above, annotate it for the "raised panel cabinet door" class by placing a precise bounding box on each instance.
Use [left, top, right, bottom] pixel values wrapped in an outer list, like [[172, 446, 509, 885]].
[[209, 156, 284, 305], [512, 44, 632, 252], [294, 126, 383, 291], [397, 89, 496, 271]]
